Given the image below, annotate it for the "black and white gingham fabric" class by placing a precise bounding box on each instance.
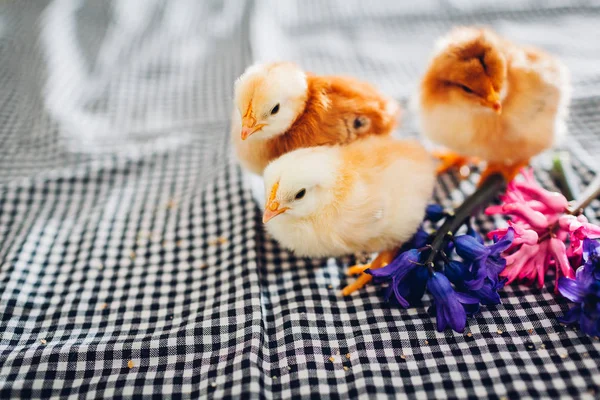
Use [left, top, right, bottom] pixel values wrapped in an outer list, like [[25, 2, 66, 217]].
[[1, 1, 600, 398]]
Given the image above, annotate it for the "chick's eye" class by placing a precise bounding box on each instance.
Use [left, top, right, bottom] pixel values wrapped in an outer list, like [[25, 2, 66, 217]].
[[294, 189, 306, 200], [270, 104, 280, 115], [353, 117, 367, 130], [460, 85, 474, 94]]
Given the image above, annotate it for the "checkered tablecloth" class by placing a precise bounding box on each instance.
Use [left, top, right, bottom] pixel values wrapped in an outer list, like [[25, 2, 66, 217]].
[[1, 1, 600, 398]]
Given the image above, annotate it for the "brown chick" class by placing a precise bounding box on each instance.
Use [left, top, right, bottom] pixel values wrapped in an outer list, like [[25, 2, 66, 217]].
[[418, 26, 571, 182], [232, 62, 401, 175]]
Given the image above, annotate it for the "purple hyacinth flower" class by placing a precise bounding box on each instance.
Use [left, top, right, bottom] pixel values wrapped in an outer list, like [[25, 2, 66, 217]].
[[581, 238, 600, 283], [455, 228, 514, 290], [383, 266, 429, 307], [427, 272, 479, 333], [444, 260, 505, 306], [444, 260, 472, 286], [425, 204, 447, 222], [558, 240, 600, 338], [368, 250, 424, 308], [468, 278, 506, 306]]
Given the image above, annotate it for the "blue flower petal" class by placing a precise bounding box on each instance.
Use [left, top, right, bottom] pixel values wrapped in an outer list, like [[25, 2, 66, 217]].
[[425, 204, 446, 222], [582, 238, 600, 264], [462, 302, 481, 317], [455, 292, 480, 305], [558, 277, 586, 303], [463, 259, 487, 290], [444, 240, 455, 255], [445, 260, 471, 286], [393, 283, 411, 308], [485, 256, 507, 280], [455, 235, 490, 261], [427, 272, 468, 333], [446, 298, 467, 333], [469, 279, 504, 306], [580, 313, 600, 337], [435, 302, 448, 332], [466, 224, 485, 245], [367, 249, 420, 281], [411, 227, 430, 249], [558, 306, 581, 325], [489, 227, 515, 255]]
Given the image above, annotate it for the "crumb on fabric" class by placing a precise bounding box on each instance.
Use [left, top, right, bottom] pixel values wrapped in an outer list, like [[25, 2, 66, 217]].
[[211, 382, 217, 387], [400, 354, 406, 360], [346, 353, 351, 359], [98, 303, 108, 310], [343, 366, 349, 371], [166, 199, 177, 209], [424, 340, 429, 345], [497, 330, 503, 335], [329, 356, 335, 362], [128, 360, 134, 369], [528, 329, 534, 334], [40, 339, 47, 345], [129, 251, 136, 260], [467, 332, 472, 337], [559, 353, 568, 359], [208, 237, 228, 246]]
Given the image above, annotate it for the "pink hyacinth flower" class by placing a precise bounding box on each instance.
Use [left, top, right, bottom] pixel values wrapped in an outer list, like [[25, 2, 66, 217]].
[[484, 169, 591, 291]]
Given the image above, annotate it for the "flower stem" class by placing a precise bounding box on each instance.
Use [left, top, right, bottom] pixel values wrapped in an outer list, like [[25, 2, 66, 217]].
[[568, 174, 600, 216], [424, 173, 507, 269], [551, 151, 580, 201]]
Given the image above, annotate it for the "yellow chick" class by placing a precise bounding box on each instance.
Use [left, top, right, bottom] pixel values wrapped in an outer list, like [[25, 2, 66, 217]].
[[262, 135, 436, 295], [232, 62, 400, 175], [418, 26, 571, 182]]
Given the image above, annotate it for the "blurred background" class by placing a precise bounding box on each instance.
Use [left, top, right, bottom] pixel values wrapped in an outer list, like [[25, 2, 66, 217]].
[[2, 0, 599, 184]]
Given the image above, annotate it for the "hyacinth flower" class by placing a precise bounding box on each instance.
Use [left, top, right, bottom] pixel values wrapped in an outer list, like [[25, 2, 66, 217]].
[[557, 238, 600, 337], [367, 174, 515, 333], [486, 169, 600, 291]]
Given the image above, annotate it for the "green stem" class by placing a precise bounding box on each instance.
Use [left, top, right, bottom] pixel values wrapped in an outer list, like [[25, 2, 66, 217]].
[[424, 173, 507, 270], [551, 151, 580, 201]]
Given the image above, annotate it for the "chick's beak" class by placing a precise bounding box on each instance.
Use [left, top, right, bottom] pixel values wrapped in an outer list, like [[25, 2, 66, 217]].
[[485, 90, 502, 114], [262, 201, 288, 223], [241, 116, 266, 140]]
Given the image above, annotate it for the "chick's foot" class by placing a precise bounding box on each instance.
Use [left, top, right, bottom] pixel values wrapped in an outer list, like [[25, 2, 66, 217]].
[[341, 249, 397, 296], [432, 150, 474, 176], [478, 161, 528, 186]]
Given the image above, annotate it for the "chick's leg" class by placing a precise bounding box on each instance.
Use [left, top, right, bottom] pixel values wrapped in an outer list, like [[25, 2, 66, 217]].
[[478, 161, 528, 186], [341, 249, 398, 296], [432, 150, 472, 175]]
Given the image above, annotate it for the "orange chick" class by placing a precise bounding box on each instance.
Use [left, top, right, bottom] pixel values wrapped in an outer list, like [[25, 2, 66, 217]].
[[418, 26, 571, 182], [232, 62, 401, 175], [262, 135, 436, 295]]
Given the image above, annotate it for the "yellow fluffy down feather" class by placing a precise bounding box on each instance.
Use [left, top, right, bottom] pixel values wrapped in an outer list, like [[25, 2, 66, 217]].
[[261, 135, 436, 258]]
